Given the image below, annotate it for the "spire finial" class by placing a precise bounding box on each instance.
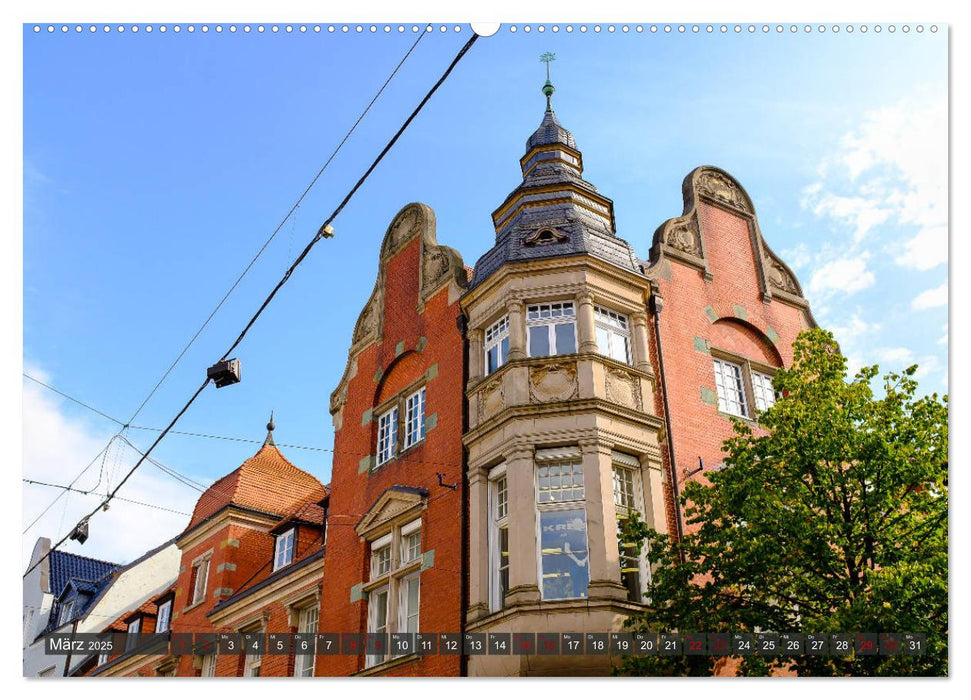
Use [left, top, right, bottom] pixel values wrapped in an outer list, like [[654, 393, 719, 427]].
[[540, 52, 556, 111], [264, 410, 276, 447]]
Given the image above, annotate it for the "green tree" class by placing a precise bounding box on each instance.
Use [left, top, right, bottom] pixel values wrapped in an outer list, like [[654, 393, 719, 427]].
[[617, 328, 948, 676]]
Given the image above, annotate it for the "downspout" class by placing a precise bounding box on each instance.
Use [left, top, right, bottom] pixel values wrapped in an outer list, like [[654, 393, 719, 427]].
[[649, 291, 686, 560], [457, 310, 470, 678]]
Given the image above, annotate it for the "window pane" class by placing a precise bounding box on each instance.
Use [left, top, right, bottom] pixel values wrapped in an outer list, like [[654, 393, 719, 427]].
[[539, 509, 589, 600], [529, 325, 550, 357], [377, 407, 398, 465], [495, 477, 508, 520], [752, 371, 776, 412], [498, 526, 509, 607], [596, 327, 610, 356], [487, 345, 499, 374], [713, 358, 747, 416], [613, 335, 631, 364], [554, 322, 576, 354], [537, 461, 585, 502], [404, 388, 425, 448]]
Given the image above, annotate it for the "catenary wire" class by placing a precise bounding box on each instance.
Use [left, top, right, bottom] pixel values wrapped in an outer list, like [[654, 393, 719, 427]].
[[23, 479, 192, 517], [23, 34, 479, 580], [21, 31, 427, 531]]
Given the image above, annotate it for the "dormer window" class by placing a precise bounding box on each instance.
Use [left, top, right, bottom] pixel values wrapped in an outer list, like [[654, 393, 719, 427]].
[[57, 600, 74, 627], [125, 617, 141, 651], [273, 527, 296, 571], [523, 227, 568, 246], [156, 599, 172, 634]]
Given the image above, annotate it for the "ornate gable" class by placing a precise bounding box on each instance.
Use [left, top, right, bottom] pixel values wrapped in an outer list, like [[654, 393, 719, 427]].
[[329, 203, 467, 419]]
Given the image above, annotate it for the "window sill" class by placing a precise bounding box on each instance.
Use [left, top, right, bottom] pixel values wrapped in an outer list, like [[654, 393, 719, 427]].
[[182, 599, 208, 614]]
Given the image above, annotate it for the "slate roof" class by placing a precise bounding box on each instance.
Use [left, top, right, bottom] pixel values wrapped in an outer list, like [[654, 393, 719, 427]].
[[469, 104, 645, 289], [183, 443, 324, 533]]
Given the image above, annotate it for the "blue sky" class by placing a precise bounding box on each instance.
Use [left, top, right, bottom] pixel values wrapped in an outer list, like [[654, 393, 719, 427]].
[[22, 22, 947, 566]]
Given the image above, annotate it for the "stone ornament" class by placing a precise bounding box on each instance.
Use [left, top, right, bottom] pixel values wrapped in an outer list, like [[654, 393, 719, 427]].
[[766, 255, 800, 295], [479, 376, 505, 419], [696, 168, 751, 213], [528, 360, 579, 403], [604, 366, 642, 411], [664, 213, 702, 258], [382, 206, 422, 258]]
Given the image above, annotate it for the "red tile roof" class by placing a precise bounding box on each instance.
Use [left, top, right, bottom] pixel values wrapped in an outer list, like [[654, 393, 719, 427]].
[[183, 444, 324, 533]]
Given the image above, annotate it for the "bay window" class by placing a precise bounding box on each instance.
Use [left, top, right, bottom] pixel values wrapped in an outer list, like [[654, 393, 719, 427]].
[[594, 305, 632, 364], [489, 465, 509, 611], [484, 315, 510, 374], [527, 302, 577, 357], [535, 450, 589, 600], [612, 452, 649, 603]]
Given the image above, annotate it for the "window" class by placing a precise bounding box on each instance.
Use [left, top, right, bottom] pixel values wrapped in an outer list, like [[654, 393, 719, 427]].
[[156, 599, 172, 634], [242, 626, 263, 677], [98, 651, 109, 667], [711, 354, 779, 419], [713, 357, 747, 417], [376, 407, 398, 466], [489, 467, 509, 611], [751, 370, 778, 412], [200, 653, 216, 677], [484, 315, 510, 374], [612, 453, 649, 603], [274, 528, 296, 571], [403, 388, 426, 449], [126, 618, 141, 651], [365, 519, 422, 667], [527, 302, 577, 357], [294, 605, 319, 677], [57, 600, 74, 627], [535, 453, 589, 601], [190, 558, 210, 605], [594, 306, 632, 364]]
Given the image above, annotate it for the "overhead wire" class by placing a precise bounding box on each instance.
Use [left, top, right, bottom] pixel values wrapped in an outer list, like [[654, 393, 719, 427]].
[[23, 33, 479, 580], [21, 29, 428, 531]]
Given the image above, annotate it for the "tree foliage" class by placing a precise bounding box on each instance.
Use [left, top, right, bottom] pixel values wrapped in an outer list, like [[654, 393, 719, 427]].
[[618, 328, 948, 676]]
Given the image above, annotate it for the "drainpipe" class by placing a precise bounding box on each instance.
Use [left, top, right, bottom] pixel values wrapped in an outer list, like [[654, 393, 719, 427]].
[[649, 292, 686, 561], [457, 310, 470, 678]]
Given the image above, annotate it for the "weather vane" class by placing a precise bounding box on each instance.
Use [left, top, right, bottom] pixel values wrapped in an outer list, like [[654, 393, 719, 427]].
[[540, 52, 556, 110]]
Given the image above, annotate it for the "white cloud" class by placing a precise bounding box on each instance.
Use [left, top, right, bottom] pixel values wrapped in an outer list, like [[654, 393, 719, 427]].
[[803, 96, 947, 272], [938, 323, 948, 346], [911, 283, 948, 311], [22, 368, 197, 570], [808, 255, 876, 298]]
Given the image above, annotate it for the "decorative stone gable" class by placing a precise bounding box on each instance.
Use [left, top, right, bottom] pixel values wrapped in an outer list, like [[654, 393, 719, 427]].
[[354, 486, 426, 539], [330, 202, 468, 419]]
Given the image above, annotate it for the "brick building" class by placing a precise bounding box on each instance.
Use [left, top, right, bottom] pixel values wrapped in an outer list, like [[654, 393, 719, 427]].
[[72, 77, 813, 678]]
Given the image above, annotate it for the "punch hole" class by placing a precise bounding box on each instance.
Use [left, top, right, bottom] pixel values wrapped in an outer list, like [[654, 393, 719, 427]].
[[691, 26, 698, 33], [762, 25, 769, 32], [875, 25, 882, 33], [621, 26, 628, 33], [608, 25, 615, 33], [524, 25, 532, 33], [649, 26, 656, 33], [553, 26, 560, 33], [931, 25, 938, 32], [706, 25, 713, 33], [580, 26, 587, 33], [566, 25, 574, 32], [748, 25, 755, 33], [510, 25, 517, 33], [677, 25, 685, 33], [636, 26, 643, 33], [664, 26, 672, 33], [187, 25, 195, 33], [538, 25, 546, 33]]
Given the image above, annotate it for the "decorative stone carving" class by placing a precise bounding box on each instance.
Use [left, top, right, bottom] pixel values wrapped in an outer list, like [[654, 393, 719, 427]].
[[479, 376, 505, 420], [605, 366, 642, 411], [422, 247, 451, 293], [766, 256, 799, 295], [352, 294, 379, 345], [697, 169, 750, 212], [528, 360, 579, 403], [383, 206, 421, 257], [664, 214, 702, 257]]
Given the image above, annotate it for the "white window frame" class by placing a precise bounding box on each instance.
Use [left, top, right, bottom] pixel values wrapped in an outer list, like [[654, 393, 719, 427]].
[[365, 518, 422, 668], [594, 305, 632, 364], [58, 600, 74, 627], [534, 449, 589, 601], [526, 302, 577, 358], [488, 463, 509, 612], [484, 315, 510, 375], [98, 651, 109, 667], [713, 356, 748, 417], [156, 599, 172, 634], [126, 618, 141, 651], [241, 624, 263, 677], [376, 406, 399, 466], [612, 452, 650, 603], [273, 527, 296, 571], [403, 387, 426, 449], [293, 604, 319, 677], [200, 653, 216, 677], [397, 573, 421, 635], [751, 370, 778, 412], [190, 557, 210, 605]]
